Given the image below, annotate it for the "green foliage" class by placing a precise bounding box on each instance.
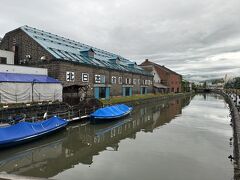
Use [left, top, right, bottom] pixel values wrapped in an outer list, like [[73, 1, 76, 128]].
[[100, 93, 177, 105], [181, 80, 192, 92], [203, 81, 207, 88], [211, 78, 224, 84], [224, 77, 240, 89]]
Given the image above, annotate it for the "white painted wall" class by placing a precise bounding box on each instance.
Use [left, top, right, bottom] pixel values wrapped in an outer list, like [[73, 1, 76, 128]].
[[0, 64, 48, 75], [0, 50, 14, 64], [152, 66, 161, 83]]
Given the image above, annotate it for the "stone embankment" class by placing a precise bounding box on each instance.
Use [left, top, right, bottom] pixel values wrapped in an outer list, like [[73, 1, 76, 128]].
[[101, 92, 194, 107], [214, 90, 240, 179]]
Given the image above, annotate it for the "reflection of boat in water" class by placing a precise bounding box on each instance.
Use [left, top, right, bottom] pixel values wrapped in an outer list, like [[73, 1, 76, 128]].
[[0, 96, 193, 178], [90, 104, 133, 123], [0, 132, 66, 177], [0, 116, 68, 148], [95, 118, 132, 136]]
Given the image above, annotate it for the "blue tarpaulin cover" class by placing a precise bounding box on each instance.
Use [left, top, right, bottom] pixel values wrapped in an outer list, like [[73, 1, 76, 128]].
[[0, 72, 60, 83], [0, 116, 68, 146], [91, 104, 133, 120]]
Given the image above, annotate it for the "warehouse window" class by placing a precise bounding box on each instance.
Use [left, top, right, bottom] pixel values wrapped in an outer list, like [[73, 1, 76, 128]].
[[119, 77, 122, 84], [133, 79, 136, 85], [145, 80, 148, 85], [95, 75, 101, 83], [112, 76, 117, 84], [126, 78, 131, 84], [0, 57, 7, 64], [95, 75, 105, 84], [66, 71, 75, 82], [82, 73, 89, 82]]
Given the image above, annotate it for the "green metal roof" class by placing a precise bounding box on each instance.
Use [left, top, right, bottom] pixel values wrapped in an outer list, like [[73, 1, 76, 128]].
[[20, 26, 152, 76]]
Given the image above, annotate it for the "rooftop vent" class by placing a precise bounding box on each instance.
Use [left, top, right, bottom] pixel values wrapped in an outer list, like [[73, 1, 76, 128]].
[[80, 48, 95, 58], [128, 62, 137, 68], [109, 57, 120, 64]]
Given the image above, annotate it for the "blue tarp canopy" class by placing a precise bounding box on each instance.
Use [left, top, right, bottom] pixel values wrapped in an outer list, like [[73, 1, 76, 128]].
[[91, 104, 133, 119], [0, 72, 60, 83], [0, 116, 68, 146]]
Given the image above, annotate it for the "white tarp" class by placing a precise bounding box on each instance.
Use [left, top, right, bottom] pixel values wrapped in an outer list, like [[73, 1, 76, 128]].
[[33, 83, 62, 102], [0, 82, 62, 103], [0, 83, 32, 103]]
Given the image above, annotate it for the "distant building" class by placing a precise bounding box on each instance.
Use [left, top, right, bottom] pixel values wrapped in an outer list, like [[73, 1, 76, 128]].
[[140, 59, 182, 93], [0, 26, 153, 100]]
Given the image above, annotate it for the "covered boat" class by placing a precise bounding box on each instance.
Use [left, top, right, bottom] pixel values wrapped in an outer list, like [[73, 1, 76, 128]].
[[90, 104, 133, 122], [0, 116, 68, 148]]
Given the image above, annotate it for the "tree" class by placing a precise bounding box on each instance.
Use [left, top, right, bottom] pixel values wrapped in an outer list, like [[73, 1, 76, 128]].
[[224, 77, 240, 89]]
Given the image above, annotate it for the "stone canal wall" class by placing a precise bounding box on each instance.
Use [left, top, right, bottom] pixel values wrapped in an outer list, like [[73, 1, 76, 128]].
[[213, 90, 240, 178], [120, 92, 194, 107]]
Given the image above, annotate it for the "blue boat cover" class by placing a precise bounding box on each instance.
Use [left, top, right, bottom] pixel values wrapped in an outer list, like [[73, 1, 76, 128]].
[[0, 72, 60, 83], [0, 116, 68, 145], [91, 104, 132, 119]]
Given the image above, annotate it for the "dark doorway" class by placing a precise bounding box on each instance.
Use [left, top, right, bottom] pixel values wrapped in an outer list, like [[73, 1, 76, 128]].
[[99, 87, 106, 99], [142, 87, 147, 94], [63, 85, 88, 105], [125, 87, 130, 96]]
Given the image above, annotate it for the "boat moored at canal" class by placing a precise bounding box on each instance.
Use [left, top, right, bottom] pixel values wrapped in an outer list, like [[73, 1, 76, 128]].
[[0, 116, 68, 148], [90, 104, 133, 123]]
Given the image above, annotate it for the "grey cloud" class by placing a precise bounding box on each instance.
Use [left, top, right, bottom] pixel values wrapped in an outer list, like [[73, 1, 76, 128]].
[[0, 0, 240, 81]]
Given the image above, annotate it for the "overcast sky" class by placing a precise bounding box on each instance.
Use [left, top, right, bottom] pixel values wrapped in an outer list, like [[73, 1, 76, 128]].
[[1, 0, 240, 81]]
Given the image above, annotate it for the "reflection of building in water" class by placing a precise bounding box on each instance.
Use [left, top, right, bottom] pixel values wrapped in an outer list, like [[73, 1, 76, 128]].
[[0, 96, 192, 178], [0, 134, 65, 177]]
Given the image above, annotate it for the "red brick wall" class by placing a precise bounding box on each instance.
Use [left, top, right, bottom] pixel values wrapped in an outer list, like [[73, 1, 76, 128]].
[[140, 60, 182, 93], [168, 74, 182, 93]]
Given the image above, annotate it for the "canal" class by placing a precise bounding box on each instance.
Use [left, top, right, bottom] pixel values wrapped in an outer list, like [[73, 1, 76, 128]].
[[0, 94, 233, 180]]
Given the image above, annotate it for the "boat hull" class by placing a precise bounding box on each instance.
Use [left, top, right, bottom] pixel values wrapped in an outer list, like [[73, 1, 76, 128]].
[[90, 104, 133, 123], [0, 117, 68, 149]]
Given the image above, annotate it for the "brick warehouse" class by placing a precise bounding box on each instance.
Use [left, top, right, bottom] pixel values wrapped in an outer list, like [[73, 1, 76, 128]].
[[0, 26, 153, 100], [140, 59, 182, 93]]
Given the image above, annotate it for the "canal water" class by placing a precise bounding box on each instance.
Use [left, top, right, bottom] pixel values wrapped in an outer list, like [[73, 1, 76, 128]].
[[0, 94, 233, 180]]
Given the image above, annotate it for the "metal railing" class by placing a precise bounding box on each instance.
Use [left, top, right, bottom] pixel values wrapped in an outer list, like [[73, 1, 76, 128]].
[[0, 104, 101, 125]]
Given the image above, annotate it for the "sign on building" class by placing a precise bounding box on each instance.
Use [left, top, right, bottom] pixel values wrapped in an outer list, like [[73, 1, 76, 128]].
[[66, 71, 75, 82], [82, 73, 89, 82]]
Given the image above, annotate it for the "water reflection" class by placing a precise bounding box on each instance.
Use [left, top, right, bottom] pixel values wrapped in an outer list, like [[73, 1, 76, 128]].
[[0, 96, 192, 178]]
